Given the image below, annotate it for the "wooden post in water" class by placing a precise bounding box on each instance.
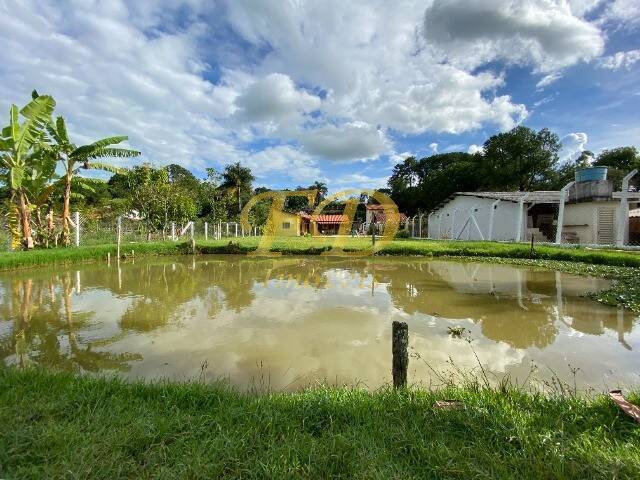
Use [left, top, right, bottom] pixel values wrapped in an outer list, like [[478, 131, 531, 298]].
[[190, 222, 195, 254], [116, 216, 121, 260], [530, 234, 535, 257], [392, 321, 408, 388]]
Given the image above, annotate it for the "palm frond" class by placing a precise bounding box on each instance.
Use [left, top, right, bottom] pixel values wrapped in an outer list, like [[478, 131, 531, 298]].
[[56, 116, 70, 144], [83, 162, 123, 174], [87, 148, 140, 160], [70, 136, 129, 158], [16, 96, 56, 155], [45, 119, 63, 146], [9, 105, 19, 143]]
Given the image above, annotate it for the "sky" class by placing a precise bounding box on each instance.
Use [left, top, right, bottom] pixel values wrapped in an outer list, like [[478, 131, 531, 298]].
[[1, 0, 639, 192]]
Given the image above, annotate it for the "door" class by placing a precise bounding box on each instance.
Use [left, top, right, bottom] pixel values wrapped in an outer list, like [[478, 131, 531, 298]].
[[597, 207, 615, 244]]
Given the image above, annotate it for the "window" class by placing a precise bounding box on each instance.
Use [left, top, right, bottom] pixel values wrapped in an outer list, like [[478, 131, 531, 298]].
[[282, 221, 291, 229]]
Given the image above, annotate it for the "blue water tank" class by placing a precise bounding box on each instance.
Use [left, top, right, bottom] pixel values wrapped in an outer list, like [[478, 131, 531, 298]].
[[575, 167, 608, 183]]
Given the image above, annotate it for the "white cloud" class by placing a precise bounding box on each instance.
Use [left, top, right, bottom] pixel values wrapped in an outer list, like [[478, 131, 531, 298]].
[[389, 151, 414, 164], [423, 0, 605, 73], [0, 0, 628, 188], [296, 122, 389, 162], [602, 0, 640, 28], [429, 142, 439, 153], [560, 132, 589, 162], [241, 145, 321, 182], [225, 0, 528, 135], [598, 49, 640, 70], [533, 93, 557, 107], [536, 71, 564, 89], [467, 144, 484, 154], [233, 73, 321, 123]]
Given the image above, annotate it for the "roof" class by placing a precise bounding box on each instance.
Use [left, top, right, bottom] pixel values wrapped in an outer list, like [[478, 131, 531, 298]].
[[432, 191, 563, 211], [456, 191, 563, 203], [312, 214, 349, 224], [365, 204, 385, 210], [631, 208, 640, 218]]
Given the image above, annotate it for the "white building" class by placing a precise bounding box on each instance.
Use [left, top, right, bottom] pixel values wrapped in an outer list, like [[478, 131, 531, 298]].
[[427, 187, 637, 245], [427, 191, 565, 242]]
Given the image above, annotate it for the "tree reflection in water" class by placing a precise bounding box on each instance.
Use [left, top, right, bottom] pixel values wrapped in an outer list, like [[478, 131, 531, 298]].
[[0, 256, 636, 389]]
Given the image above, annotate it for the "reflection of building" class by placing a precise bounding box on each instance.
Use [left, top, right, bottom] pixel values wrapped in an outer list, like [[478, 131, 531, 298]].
[[427, 168, 640, 244]]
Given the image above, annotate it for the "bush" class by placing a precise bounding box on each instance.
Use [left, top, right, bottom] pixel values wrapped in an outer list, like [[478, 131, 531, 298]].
[[395, 229, 410, 239]]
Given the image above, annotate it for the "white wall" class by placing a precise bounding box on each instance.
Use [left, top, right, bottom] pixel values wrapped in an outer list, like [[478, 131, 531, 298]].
[[563, 201, 620, 244], [428, 196, 521, 241]]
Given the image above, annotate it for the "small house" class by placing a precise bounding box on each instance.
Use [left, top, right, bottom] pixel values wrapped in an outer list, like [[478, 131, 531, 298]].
[[427, 168, 639, 245]]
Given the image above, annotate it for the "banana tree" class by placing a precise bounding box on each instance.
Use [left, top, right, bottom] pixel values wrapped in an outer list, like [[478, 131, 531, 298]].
[[0, 95, 56, 249], [46, 117, 141, 245]]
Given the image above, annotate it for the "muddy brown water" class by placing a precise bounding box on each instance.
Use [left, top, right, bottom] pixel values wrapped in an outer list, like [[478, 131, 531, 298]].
[[1, 255, 638, 391]]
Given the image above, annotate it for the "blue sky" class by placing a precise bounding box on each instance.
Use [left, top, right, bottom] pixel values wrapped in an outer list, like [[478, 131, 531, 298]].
[[1, 0, 639, 192]]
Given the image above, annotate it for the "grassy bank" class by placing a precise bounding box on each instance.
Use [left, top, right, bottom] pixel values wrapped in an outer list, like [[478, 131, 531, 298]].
[[2, 237, 640, 271], [1, 368, 639, 479]]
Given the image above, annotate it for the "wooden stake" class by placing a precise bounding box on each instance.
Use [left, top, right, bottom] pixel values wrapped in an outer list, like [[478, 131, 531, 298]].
[[392, 320, 408, 388], [116, 216, 121, 260]]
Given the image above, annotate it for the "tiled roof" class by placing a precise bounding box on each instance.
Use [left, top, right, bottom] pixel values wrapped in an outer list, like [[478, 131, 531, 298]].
[[365, 204, 385, 210], [312, 214, 349, 224], [456, 191, 563, 203]]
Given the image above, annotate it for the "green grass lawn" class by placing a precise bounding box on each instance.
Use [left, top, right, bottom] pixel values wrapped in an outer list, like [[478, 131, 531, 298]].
[[1, 368, 639, 479], [2, 236, 640, 271]]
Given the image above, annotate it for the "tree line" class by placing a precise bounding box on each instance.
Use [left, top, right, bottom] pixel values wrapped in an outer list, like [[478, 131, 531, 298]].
[[388, 126, 640, 215], [4, 91, 638, 249], [1, 92, 331, 249]]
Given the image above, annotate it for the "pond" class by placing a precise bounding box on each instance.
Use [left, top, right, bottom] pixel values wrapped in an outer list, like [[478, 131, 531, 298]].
[[1, 255, 638, 391]]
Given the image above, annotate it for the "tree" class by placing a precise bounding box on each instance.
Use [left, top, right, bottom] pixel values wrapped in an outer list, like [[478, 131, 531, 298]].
[[481, 126, 561, 191], [0, 94, 56, 248], [594, 146, 640, 189], [309, 180, 328, 205], [126, 165, 197, 236], [221, 162, 255, 216], [388, 153, 482, 214], [45, 114, 140, 245], [594, 146, 640, 171]]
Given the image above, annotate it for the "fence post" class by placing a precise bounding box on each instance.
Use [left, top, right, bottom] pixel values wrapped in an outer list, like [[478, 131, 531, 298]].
[[190, 222, 195, 253], [74, 211, 80, 246], [516, 194, 528, 242], [617, 169, 637, 246], [555, 182, 574, 244], [204, 222, 208, 240], [392, 321, 408, 388], [488, 199, 501, 241], [235, 223, 238, 237], [116, 216, 121, 260], [427, 212, 433, 239], [226, 222, 229, 237], [418, 214, 423, 239], [171, 222, 176, 241]]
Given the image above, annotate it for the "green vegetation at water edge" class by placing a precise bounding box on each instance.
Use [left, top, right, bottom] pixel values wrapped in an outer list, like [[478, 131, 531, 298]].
[[3, 237, 640, 269]]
